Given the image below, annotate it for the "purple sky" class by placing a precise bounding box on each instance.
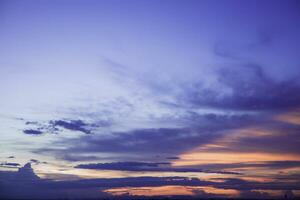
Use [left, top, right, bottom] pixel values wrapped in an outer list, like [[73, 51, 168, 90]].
[[1, 0, 300, 199]]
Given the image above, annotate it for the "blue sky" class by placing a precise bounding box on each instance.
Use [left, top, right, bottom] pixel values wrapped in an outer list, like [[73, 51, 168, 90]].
[[1, 0, 300, 199]]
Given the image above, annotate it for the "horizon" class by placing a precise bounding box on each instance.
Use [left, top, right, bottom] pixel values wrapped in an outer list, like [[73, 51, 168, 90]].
[[1, 0, 300, 199]]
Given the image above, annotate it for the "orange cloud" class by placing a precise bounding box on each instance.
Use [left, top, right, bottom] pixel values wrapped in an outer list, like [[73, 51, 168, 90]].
[[172, 128, 300, 170], [275, 111, 300, 125], [173, 152, 300, 166], [104, 185, 239, 197]]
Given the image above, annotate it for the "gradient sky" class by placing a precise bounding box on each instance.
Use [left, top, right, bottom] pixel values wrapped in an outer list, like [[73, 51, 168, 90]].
[[1, 0, 300, 199]]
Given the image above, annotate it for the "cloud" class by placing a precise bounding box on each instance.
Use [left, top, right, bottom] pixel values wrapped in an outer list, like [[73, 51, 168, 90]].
[[207, 125, 300, 155], [17, 163, 40, 181], [59, 154, 101, 162], [239, 190, 271, 199], [40, 127, 217, 157], [29, 159, 47, 165], [181, 64, 300, 111], [75, 161, 168, 170], [166, 156, 180, 160], [0, 162, 20, 168], [31, 112, 271, 171], [1, 163, 299, 199], [213, 178, 300, 191], [37, 112, 260, 158], [30, 159, 39, 163], [25, 121, 39, 125], [49, 120, 92, 134], [23, 118, 111, 135], [0, 163, 107, 199], [74, 161, 240, 175], [195, 161, 300, 171], [7, 156, 15, 159], [0, 163, 208, 199], [23, 129, 43, 135], [173, 124, 300, 171]]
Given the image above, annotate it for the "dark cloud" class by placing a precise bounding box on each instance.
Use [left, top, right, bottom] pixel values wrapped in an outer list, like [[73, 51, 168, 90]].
[[213, 178, 300, 191], [31, 112, 267, 166], [60, 154, 101, 162], [0, 163, 106, 199], [23, 129, 43, 135], [46, 127, 216, 156], [17, 163, 40, 181], [7, 156, 14, 159], [181, 112, 263, 128], [30, 159, 39, 163], [76, 161, 169, 169], [49, 120, 91, 134], [1, 163, 299, 199], [24, 119, 111, 135], [189, 188, 220, 198], [274, 173, 300, 182], [166, 156, 180, 160], [40, 113, 261, 157], [29, 159, 47, 165], [74, 161, 240, 175], [25, 121, 39, 125], [196, 161, 300, 171], [0, 162, 20, 168], [239, 190, 271, 199], [182, 64, 300, 111], [0, 163, 207, 199], [203, 123, 300, 155], [236, 131, 300, 154]]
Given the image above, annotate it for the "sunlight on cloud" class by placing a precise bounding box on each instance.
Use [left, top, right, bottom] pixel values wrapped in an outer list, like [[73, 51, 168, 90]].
[[174, 152, 300, 166], [104, 185, 239, 197], [173, 128, 300, 166], [275, 110, 300, 125]]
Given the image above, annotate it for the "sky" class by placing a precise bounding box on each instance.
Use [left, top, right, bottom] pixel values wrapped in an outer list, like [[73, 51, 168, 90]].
[[1, 0, 300, 199]]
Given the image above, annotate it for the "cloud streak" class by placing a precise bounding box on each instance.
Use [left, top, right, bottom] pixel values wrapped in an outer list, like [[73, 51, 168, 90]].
[[75, 162, 241, 174]]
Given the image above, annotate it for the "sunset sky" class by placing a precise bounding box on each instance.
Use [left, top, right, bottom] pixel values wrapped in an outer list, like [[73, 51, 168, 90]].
[[1, 0, 300, 199]]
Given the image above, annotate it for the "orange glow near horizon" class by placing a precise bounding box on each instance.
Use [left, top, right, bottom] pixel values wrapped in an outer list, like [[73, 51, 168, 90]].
[[104, 186, 296, 198], [104, 185, 240, 197]]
